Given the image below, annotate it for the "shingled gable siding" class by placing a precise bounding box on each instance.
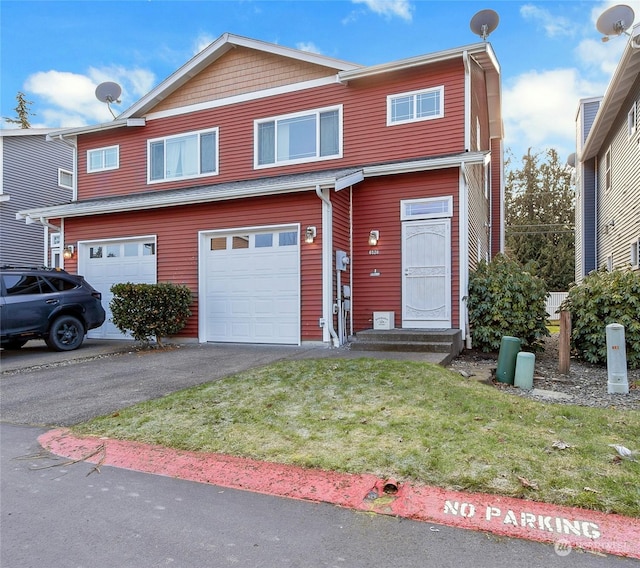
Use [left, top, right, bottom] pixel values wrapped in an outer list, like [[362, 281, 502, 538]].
[[76, 58, 467, 201], [61, 190, 324, 341], [153, 46, 338, 112], [350, 169, 460, 332]]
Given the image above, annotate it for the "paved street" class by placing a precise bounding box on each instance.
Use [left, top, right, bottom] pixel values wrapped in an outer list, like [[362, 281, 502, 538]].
[[1, 341, 638, 566]]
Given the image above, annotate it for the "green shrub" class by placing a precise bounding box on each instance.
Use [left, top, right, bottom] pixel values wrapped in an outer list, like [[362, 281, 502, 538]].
[[467, 254, 549, 352], [110, 282, 192, 347], [562, 268, 640, 369]]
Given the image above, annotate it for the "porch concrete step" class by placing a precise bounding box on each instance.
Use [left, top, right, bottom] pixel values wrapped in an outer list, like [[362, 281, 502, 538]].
[[349, 328, 462, 366]]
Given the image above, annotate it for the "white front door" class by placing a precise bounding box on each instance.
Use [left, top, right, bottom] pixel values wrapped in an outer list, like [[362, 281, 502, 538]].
[[402, 219, 451, 329]]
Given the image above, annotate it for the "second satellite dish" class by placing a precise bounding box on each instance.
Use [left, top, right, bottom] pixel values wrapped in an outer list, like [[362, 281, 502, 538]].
[[596, 4, 635, 39], [470, 9, 499, 41]]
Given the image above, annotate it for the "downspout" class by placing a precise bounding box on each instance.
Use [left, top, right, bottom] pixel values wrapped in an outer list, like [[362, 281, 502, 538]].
[[315, 184, 340, 347], [460, 162, 470, 348]]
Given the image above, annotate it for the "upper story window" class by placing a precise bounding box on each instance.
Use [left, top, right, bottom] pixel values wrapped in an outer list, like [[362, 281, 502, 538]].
[[148, 128, 218, 183], [387, 86, 444, 126], [255, 105, 342, 168], [628, 102, 637, 138], [87, 145, 119, 173], [58, 168, 73, 189]]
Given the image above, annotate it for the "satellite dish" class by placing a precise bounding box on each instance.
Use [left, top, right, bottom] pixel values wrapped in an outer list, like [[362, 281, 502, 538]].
[[596, 4, 635, 39], [470, 9, 499, 41], [95, 81, 122, 119], [95, 81, 122, 104], [567, 153, 576, 168]]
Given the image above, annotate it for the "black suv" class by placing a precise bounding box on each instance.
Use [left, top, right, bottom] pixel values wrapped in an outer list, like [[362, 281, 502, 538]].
[[0, 266, 106, 351]]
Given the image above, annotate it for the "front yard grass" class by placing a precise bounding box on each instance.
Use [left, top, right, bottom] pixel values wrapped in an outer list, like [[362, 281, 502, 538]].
[[72, 358, 640, 517]]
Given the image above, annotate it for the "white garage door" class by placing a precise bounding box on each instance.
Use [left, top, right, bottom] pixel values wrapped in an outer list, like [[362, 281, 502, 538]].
[[201, 227, 300, 345], [79, 238, 157, 339]]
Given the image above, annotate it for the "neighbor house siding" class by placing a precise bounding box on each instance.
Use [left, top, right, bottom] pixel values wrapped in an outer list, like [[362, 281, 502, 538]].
[[350, 169, 460, 331], [595, 78, 640, 272], [76, 61, 467, 201], [0, 131, 72, 265], [466, 162, 489, 268], [62, 190, 325, 340]]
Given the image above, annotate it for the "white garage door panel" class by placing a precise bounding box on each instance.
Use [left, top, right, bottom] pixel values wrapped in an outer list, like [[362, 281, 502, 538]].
[[81, 238, 157, 340], [202, 228, 300, 345]]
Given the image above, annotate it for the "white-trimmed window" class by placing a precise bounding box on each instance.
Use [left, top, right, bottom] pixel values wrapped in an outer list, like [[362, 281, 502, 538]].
[[401, 196, 453, 220], [606, 253, 614, 272], [148, 127, 218, 183], [58, 168, 73, 189], [387, 86, 444, 126], [628, 102, 637, 138], [87, 145, 119, 172], [631, 237, 640, 269], [255, 105, 342, 168]]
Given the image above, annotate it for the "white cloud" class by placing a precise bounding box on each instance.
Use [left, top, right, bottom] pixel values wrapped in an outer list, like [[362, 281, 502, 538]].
[[296, 41, 322, 54], [502, 68, 607, 160], [351, 0, 412, 21], [23, 66, 155, 127], [193, 33, 216, 55], [520, 4, 575, 38]]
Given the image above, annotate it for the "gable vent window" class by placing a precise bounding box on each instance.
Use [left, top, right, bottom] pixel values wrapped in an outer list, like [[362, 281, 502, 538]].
[[388, 86, 444, 126], [148, 128, 218, 183], [255, 105, 342, 168]]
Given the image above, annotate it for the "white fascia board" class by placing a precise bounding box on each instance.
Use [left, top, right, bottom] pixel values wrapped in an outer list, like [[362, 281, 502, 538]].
[[363, 152, 488, 177], [338, 42, 491, 82], [16, 169, 363, 223]]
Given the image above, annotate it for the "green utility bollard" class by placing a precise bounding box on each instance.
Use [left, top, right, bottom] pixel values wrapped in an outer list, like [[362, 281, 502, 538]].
[[514, 352, 535, 390], [495, 336, 521, 384]]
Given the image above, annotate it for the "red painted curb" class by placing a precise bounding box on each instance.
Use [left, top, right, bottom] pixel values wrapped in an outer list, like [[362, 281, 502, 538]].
[[39, 428, 640, 559]]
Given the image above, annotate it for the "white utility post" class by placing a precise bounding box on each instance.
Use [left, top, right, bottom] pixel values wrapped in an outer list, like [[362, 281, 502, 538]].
[[606, 323, 629, 394]]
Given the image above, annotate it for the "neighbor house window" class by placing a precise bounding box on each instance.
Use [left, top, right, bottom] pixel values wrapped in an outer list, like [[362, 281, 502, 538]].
[[604, 147, 612, 191], [631, 238, 640, 269], [628, 102, 637, 138], [255, 105, 342, 168], [387, 86, 444, 126], [58, 168, 73, 189], [87, 145, 119, 172], [148, 128, 218, 183]]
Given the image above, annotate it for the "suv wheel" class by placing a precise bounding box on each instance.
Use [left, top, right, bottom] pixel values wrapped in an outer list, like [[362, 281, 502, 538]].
[[46, 315, 85, 351]]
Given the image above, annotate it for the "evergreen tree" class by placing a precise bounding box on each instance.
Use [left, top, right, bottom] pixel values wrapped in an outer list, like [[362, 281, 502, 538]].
[[505, 148, 575, 291], [4, 91, 35, 128]]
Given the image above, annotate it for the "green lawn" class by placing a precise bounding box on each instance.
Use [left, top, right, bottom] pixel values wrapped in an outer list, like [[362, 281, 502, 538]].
[[72, 358, 640, 517]]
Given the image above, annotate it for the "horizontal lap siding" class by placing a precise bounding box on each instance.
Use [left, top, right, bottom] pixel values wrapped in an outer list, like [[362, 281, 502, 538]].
[[77, 60, 468, 200], [63, 191, 324, 340], [350, 169, 460, 332]]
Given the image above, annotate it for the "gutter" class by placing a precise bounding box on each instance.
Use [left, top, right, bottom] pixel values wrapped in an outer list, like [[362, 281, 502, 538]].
[[315, 184, 340, 347]]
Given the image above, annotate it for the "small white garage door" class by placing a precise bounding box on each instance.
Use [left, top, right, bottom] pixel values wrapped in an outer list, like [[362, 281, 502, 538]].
[[201, 227, 300, 345], [80, 237, 157, 339]]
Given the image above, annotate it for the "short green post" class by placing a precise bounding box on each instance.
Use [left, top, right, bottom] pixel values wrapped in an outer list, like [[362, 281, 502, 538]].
[[496, 336, 521, 384]]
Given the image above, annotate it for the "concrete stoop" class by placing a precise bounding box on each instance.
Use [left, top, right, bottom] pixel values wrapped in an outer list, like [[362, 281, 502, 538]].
[[349, 328, 463, 365]]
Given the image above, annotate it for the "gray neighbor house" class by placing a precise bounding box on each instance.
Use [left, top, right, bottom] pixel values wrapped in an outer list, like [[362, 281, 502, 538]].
[[574, 23, 640, 282], [0, 128, 74, 267]]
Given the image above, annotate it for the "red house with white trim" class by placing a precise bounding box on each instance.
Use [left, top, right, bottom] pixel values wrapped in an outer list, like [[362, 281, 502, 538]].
[[19, 33, 504, 349]]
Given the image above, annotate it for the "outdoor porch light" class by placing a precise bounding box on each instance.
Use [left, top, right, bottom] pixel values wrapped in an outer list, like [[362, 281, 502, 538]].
[[305, 226, 317, 244], [368, 230, 379, 246], [63, 245, 75, 260]]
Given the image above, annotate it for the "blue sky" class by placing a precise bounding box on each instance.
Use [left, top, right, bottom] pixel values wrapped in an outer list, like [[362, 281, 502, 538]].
[[2, 0, 639, 163]]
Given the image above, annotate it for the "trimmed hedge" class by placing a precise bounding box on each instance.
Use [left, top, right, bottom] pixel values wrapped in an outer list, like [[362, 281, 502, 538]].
[[467, 254, 550, 352], [562, 269, 640, 369], [110, 282, 192, 347]]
